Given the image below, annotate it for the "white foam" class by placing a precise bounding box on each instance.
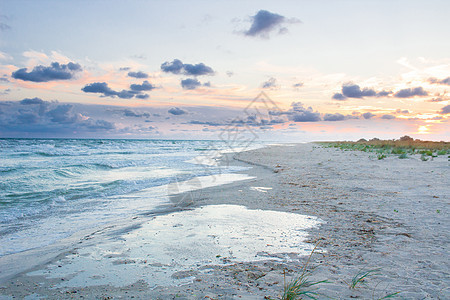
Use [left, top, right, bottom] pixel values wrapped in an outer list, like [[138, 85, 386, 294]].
[[250, 186, 273, 193], [266, 143, 297, 147], [167, 173, 255, 195], [185, 143, 267, 167], [185, 155, 220, 166]]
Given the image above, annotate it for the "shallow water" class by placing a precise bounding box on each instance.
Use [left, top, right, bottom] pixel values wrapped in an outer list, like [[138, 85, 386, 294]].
[[28, 205, 321, 288]]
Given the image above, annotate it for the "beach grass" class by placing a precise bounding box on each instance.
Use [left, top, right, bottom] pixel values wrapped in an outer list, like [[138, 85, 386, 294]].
[[344, 268, 381, 289], [282, 243, 328, 300], [282, 276, 328, 300], [318, 136, 449, 159], [376, 291, 401, 299]]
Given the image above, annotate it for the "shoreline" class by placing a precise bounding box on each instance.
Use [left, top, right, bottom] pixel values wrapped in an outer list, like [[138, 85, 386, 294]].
[[0, 148, 261, 285], [0, 165, 255, 284], [0, 143, 448, 299]]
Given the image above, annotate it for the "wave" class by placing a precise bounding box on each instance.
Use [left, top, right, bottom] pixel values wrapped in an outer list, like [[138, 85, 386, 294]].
[[53, 169, 77, 178], [0, 167, 17, 174], [8, 149, 166, 158], [0, 138, 259, 257], [66, 163, 115, 170]]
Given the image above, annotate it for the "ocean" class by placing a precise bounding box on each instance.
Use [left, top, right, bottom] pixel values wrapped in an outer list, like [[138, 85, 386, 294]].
[[0, 138, 260, 257]]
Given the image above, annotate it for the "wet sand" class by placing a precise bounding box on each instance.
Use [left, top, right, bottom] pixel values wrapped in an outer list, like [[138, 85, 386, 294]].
[[0, 143, 449, 299]]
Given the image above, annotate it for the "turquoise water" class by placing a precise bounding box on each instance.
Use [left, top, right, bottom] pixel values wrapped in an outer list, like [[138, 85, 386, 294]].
[[0, 139, 256, 257]]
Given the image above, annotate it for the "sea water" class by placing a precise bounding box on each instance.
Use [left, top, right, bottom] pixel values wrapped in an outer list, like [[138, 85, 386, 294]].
[[0, 139, 258, 257]]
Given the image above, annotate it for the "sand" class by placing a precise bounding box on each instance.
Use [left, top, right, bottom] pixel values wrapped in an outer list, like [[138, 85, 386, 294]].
[[0, 143, 448, 299]]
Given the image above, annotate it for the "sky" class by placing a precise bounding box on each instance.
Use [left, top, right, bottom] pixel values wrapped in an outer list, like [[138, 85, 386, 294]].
[[0, 0, 449, 141]]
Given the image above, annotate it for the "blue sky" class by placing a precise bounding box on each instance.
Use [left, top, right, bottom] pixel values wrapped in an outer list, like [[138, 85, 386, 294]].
[[1, 0, 449, 140]]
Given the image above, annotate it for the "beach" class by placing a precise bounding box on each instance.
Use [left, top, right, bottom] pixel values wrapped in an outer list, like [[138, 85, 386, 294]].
[[0, 143, 449, 299]]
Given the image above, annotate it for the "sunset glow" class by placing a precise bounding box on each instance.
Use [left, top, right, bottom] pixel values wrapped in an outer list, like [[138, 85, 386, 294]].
[[0, 1, 449, 141]]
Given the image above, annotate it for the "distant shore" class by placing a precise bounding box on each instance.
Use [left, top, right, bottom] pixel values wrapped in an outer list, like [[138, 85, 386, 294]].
[[0, 143, 448, 299]]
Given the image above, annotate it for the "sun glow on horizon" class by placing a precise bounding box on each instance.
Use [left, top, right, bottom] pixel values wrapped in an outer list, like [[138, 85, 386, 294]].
[[416, 125, 431, 135]]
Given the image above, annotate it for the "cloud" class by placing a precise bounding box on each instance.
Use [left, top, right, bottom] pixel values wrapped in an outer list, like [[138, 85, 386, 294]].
[[47, 104, 81, 124], [342, 84, 376, 98], [346, 114, 360, 120], [269, 102, 321, 122], [84, 119, 115, 130], [20, 97, 46, 105], [395, 109, 409, 114], [291, 112, 321, 122], [188, 120, 223, 126], [181, 78, 202, 90], [0, 88, 10, 96], [188, 114, 285, 129], [428, 77, 450, 86], [332, 84, 391, 100], [183, 63, 214, 76], [136, 94, 149, 99], [376, 90, 391, 97], [0, 101, 120, 137], [128, 71, 149, 79], [293, 82, 303, 88], [161, 59, 214, 76], [82, 82, 120, 97], [5, 101, 105, 127], [438, 105, 450, 114], [122, 109, 150, 118], [16, 110, 40, 124], [168, 107, 187, 115], [12, 62, 82, 82], [262, 77, 278, 89], [362, 112, 376, 119], [332, 93, 347, 101], [427, 97, 448, 102], [82, 82, 152, 99], [0, 23, 10, 31], [244, 10, 298, 38], [289, 102, 321, 122], [0, 51, 12, 61], [394, 87, 428, 98], [381, 114, 396, 120], [131, 54, 147, 60], [130, 80, 155, 91], [161, 59, 184, 74], [237, 115, 277, 127], [0, 15, 10, 31], [20, 97, 50, 115], [323, 113, 346, 121], [115, 90, 135, 99]]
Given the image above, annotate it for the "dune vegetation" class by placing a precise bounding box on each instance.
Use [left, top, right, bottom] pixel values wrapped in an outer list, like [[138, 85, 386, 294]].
[[318, 136, 450, 160]]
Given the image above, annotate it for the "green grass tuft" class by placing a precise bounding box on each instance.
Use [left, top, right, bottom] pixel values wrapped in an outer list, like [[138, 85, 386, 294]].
[[398, 153, 408, 159], [377, 154, 387, 160], [437, 149, 447, 155], [345, 268, 381, 289], [282, 243, 328, 300], [420, 154, 429, 161], [376, 291, 401, 299], [282, 275, 328, 300]]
